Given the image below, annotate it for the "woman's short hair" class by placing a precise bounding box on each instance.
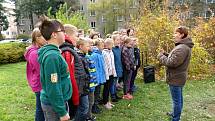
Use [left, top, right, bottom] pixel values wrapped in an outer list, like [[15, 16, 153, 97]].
[[176, 26, 188, 39]]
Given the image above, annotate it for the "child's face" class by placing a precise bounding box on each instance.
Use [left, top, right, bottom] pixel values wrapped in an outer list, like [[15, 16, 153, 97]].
[[97, 43, 104, 50], [108, 42, 113, 49], [129, 29, 134, 36], [125, 41, 133, 48], [105, 42, 113, 49], [133, 39, 138, 47], [93, 35, 99, 39], [114, 36, 120, 46], [173, 31, 184, 43], [80, 42, 90, 53]]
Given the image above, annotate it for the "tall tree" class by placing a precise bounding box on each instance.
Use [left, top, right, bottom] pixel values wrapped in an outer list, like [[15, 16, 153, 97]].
[[48, 3, 89, 31], [0, 0, 9, 40], [12, 0, 65, 30], [12, 0, 80, 31]]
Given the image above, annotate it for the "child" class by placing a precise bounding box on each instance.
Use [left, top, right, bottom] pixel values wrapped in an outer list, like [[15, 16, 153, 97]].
[[24, 28, 46, 121], [102, 38, 117, 109], [121, 37, 135, 100], [76, 39, 97, 121], [129, 37, 141, 94], [38, 19, 72, 121], [111, 34, 123, 102], [91, 39, 106, 113], [59, 24, 81, 119]]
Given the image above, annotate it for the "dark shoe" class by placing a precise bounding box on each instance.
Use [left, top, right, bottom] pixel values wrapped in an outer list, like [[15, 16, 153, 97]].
[[111, 98, 118, 102], [86, 115, 96, 121], [92, 104, 101, 114], [98, 98, 103, 105], [166, 112, 173, 117]]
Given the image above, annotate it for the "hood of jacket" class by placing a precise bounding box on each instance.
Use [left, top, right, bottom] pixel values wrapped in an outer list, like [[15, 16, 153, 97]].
[[24, 45, 39, 61], [92, 46, 102, 54], [38, 44, 60, 64], [65, 34, 76, 46], [175, 37, 194, 48]]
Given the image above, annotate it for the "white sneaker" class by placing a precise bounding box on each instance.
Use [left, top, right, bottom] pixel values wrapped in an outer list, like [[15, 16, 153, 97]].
[[104, 103, 112, 110], [108, 102, 115, 107]]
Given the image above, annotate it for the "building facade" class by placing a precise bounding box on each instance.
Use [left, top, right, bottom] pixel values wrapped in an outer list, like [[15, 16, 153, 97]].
[[80, 0, 139, 36], [1, 1, 17, 39]]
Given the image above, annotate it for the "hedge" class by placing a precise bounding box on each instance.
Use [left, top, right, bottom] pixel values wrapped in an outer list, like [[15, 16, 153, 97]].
[[0, 42, 28, 64]]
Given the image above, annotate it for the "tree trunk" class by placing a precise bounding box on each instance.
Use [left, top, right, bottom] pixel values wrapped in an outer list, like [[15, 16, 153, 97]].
[[30, 11, 34, 30], [29, 0, 34, 30]]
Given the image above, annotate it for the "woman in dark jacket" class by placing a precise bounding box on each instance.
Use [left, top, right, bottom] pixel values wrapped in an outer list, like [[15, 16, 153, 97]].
[[157, 26, 194, 121]]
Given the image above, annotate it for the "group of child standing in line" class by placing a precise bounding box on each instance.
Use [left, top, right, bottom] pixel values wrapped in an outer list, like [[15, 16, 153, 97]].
[[25, 19, 140, 121]]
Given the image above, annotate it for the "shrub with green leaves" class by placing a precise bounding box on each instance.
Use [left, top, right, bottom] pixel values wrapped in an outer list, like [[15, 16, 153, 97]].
[[0, 43, 27, 64], [16, 34, 30, 40]]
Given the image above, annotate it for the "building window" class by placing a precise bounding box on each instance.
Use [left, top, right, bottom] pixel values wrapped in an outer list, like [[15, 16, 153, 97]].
[[113, 5, 119, 10], [90, 10, 96, 16], [91, 22, 96, 28], [129, 0, 137, 8], [117, 16, 123, 22], [80, 5, 84, 11], [12, 32, 16, 35], [90, 0, 95, 3], [102, 16, 106, 23], [6, 32, 9, 35], [29, 25, 33, 30], [205, 11, 212, 18], [20, 29, 25, 34], [179, 0, 184, 5], [206, 0, 215, 3], [20, 19, 25, 25]]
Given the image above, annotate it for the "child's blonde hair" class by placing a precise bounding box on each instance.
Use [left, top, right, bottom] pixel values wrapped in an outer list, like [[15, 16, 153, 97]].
[[94, 39, 104, 46], [112, 31, 119, 35], [32, 28, 43, 44], [76, 38, 89, 49], [124, 37, 132, 44], [112, 34, 120, 41], [64, 24, 77, 35], [104, 38, 113, 48]]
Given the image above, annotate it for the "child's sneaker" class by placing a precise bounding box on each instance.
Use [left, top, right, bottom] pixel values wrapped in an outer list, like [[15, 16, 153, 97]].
[[127, 93, 133, 99], [86, 115, 96, 121], [108, 102, 115, 107], [123, 95, 131, 100], [104, 103, 112, 110], [92, 104, 101, 114]]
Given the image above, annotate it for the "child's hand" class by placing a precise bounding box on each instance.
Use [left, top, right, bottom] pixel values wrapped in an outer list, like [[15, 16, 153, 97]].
[[60, 113, 70, 121], [159, 48, 165, 54], [134, 66, 136, 70]]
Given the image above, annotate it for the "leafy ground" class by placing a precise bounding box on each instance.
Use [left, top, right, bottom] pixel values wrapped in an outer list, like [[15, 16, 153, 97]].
[[0, 62, 215, 121]]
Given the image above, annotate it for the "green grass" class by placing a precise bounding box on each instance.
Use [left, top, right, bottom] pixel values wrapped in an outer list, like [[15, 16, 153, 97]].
[[0, 62, 215, 121]]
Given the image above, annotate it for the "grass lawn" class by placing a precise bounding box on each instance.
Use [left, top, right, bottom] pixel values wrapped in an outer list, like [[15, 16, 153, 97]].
[[0, 62, 215, 121]]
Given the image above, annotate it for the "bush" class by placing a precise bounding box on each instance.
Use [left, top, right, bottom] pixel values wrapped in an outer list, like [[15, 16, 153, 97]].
[[192, 18, 215, 62], [16, 34, 30, 40], [0, 43, 27, 64], [0, 33, 5, 40]]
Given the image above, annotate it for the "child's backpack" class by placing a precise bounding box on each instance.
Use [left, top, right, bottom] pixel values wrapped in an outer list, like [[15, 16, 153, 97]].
[[60, 44, 89, 96]]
